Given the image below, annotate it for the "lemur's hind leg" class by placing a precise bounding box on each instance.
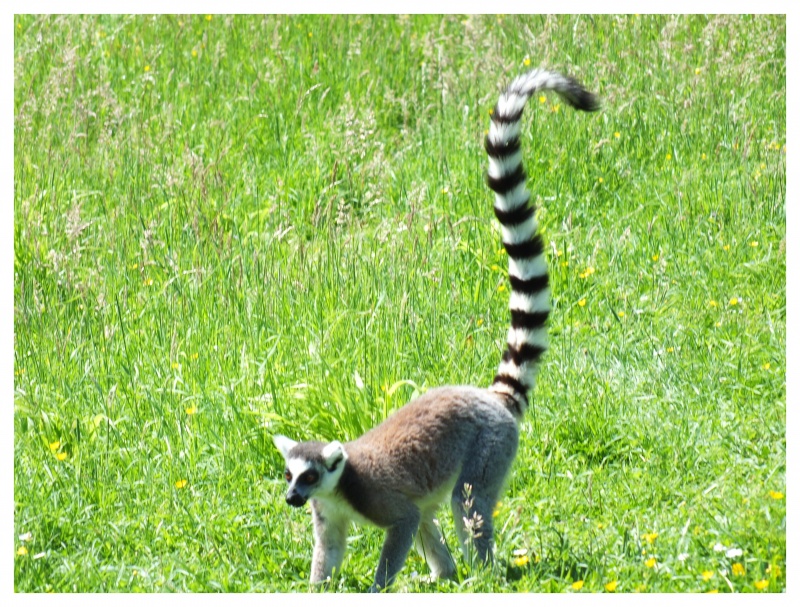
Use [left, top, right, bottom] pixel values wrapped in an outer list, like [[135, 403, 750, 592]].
[[414, 506, 457, 580], [451, 427, 518, 564]]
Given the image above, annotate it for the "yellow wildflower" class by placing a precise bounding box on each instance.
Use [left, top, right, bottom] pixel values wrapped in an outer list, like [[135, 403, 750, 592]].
[[571, 580, 584, 590], [205, 15, 213, 21], [708, 300, 717, 307], [754, 579, 769, 590], [598, 177, 604, 183], [750, 241, 758, 247], [191, 49, 198, 57], [513, 554, 530, 567], [729, 297, 738, 306], [732, 563, 745, 576], [49, 441, 60, 451], [604, 580, 618, 592], [642, 532, 659, 543], [652, 254, 659, 261], [614, 132, 620, 139], [578, 298, 586, 307], [144, 65, 150, 72], [768, 490, 784, 500], [55, 452, 67, 461], [539, 95, 546, 104], [695, 67, 701, 75], [702, 153, 707, 160], [702, 570, 714, 581], [175, 479, 188, 489], [185, 405, 198, 415], [617, 311, 625, 318], [497, 284, 506, 292], [645, 557, 656, 568], [722, 244, 730, 251], [706, 589, 718, 594], [666, 153, 672, 161], [17, 546, 28, 556], [667, 347, 674, 353], [523, 57, 531, 67]]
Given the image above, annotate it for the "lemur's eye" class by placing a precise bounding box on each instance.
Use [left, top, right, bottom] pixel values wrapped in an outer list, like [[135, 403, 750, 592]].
[[301, 471, 319, 485], [284, 469, 292, 483]]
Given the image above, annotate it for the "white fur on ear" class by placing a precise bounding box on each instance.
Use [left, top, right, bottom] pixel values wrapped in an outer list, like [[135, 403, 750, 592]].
[[322, 440, 347, 470], [273, 435, 298, 459]]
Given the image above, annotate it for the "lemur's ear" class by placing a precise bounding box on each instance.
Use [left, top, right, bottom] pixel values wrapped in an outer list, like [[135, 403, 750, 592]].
[[272, 435, 298, 460], [322, 441, 347, 471]]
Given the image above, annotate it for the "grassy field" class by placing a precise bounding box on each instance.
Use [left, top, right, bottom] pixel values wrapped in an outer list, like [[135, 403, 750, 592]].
[[13, 14, 785, 593]]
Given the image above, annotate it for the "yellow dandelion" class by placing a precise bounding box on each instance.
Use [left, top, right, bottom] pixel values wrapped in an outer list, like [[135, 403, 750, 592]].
[[488, 108, 494, 115], [191, 352, 199, 360], [172, 362, 180, 369], [729, 297, 738, 306], [130, 263, 138, 270], [572, 580, 584, 590], [205, 15, 213, 21], [578, 298, 586, 307], [652, 254, 659, 262], [642, 532, 659, 543], [308, 32, 313, 37], [175, 479, 188, 489], [732, 563, 745, 576], [702, 570, 714, 581], [645, 557, 657, 568], [476, 318, 484, 327], [750, 241, 758, 247], [498, 284, 506, 292], [523, 57, 531, 67], [513, 554, 530, 567], [614, 132, 620, 139], [667, 347, 674, 353], [706, 589, 718, 594], [604, 580, 618, 592], [722, 244, 730, 251], [539, 95, 546, 104], [666, 153, 672, 161], [49, 441, 60, 451], [598, 177, 604, 183], [191, 49, 198, 57], [185, 405, 198, 415], [708, 300, 718, 307], [144, 65, 150, 72], [55, 452, 68, 461], [695, 67, 702, 75], [617, 311, 625, 318], [17, 546, 28, 556], [768, 490, 784, 500], [754, 579, 769, 591], [715, 321, 722, 328]]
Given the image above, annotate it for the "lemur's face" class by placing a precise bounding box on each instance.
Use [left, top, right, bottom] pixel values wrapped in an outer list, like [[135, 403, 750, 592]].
[[273, 436, 347, 507]]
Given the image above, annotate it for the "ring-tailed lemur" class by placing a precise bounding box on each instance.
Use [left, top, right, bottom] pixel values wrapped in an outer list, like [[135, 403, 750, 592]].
[[273, 68, 599, 592]]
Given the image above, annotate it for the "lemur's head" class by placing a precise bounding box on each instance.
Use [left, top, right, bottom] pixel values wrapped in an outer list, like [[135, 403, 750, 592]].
[[272, 436, 348, 507]]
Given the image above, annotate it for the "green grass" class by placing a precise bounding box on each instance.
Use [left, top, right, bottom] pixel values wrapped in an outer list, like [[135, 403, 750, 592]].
[[14, 14, 785, 593]]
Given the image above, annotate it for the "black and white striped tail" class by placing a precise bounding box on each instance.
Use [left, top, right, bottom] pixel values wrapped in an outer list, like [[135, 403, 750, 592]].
[[486, 69, 599, 418]]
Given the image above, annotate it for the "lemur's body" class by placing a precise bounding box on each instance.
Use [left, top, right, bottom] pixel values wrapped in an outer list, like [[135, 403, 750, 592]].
[[274, 68, 599, 592]]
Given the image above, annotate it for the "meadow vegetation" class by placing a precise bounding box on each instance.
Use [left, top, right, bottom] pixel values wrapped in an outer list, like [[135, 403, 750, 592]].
[[14, 14, 785, 592]]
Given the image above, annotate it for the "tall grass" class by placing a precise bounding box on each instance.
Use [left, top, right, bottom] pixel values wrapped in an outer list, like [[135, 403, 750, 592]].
[[14, 14, 784, 592]]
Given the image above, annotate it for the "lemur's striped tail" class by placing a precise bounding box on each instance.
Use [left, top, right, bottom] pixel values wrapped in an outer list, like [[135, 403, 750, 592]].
[[486, 69, 599, 417]]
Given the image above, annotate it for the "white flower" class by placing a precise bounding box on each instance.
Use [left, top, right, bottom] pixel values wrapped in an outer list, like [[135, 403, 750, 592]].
[[678, 553, 690, 562], [713, 542, 726, 552], [726, 548, 743, 558]]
